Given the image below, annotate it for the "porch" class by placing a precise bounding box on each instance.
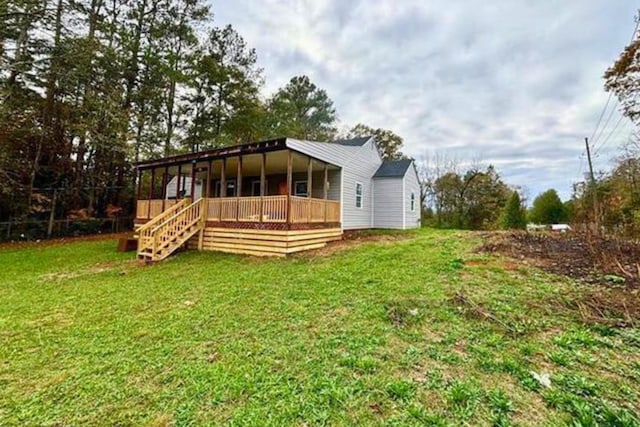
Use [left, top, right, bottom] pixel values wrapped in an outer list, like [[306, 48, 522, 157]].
[[134, 140, 343, 260]]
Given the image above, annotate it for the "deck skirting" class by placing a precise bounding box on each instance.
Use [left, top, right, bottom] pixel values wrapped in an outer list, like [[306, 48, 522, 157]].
[[187, 227, 342, 257]]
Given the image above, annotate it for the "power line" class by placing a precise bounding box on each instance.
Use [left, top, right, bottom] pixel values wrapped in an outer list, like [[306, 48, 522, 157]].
[[592, 101, 619, 147], [589, 94, 613, 143], [594, 114, 626, 156], [587, 13, 640, 152]]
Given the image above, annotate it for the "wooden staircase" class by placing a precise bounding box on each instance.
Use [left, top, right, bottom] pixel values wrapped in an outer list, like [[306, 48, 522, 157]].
[[137, 198, 206, 263]]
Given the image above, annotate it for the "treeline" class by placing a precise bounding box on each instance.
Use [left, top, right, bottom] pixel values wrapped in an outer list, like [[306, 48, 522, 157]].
[[569, 143, 640, 237], [0, 1, 404, 223]]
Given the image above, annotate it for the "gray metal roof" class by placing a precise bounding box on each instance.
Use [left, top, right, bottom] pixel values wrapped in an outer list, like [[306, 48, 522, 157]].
[[373, 159, 413, 178], [333, 136, 372, 147]]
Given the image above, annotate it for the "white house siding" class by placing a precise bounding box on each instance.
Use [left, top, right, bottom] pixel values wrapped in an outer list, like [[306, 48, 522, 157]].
[[286, 138, 382, 229], [373, 178, 404, 228], [403, 164, 421, 229]]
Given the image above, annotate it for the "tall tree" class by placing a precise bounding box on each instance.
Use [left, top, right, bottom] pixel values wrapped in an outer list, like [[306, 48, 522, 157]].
[[604, 11, 640, 124], [348, 123, 405, 159], [182, 24, 263, 151], [266, 75, 337, 140], [157, 0, 210, 155]]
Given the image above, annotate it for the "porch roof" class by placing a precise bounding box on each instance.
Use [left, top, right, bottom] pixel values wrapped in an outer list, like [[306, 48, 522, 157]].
[[135, 138, 288, 170]]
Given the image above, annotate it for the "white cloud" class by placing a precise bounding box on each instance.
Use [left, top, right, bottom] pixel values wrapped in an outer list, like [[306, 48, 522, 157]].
[[212, 0, 637, 200]]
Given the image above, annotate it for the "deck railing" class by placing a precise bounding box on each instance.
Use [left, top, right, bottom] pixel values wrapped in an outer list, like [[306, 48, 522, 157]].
[[136, 199, 178, 220], [138, 196, 340, 224]]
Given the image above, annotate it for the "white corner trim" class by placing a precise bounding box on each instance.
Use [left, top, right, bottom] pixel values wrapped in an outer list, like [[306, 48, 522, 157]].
[[340, 168, 344, 231]]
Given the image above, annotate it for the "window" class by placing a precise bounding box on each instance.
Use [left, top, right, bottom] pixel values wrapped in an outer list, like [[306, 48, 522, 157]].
[[251, 180, 267, 196], [410, 192, 416, 212], [355, 182, 363, 208], [214, 180, 236, 197], [294, 181, 308, 197]]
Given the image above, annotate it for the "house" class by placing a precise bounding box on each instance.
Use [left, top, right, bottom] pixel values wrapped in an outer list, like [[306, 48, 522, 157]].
[[134, 136, 421, 261]]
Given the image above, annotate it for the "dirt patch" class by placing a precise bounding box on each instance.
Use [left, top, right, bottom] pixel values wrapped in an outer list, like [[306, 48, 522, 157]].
[[477, 232, 640, 327], [40, 260, 134, 282], [477, 232, 640, 288], [299, 230, 414, 257]]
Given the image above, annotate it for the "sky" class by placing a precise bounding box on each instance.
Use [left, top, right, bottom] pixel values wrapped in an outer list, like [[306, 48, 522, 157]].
[[213, 0, 638, 200]]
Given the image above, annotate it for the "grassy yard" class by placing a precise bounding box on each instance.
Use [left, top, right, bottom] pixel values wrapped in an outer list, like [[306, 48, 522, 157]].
[[0, 229, 639, 426]]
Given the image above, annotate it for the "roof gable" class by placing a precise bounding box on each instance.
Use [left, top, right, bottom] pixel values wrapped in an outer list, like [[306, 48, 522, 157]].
[[333, 136, 373, 147], [373, 159, 413, 178]]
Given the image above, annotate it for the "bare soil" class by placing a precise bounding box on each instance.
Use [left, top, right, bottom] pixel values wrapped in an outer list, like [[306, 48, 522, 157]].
[[477, 231, 640, 288], [477, 231, 640, 327]]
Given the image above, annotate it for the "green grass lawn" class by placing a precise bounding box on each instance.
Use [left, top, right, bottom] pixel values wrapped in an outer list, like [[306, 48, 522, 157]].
[[1, 229, 639, 426]]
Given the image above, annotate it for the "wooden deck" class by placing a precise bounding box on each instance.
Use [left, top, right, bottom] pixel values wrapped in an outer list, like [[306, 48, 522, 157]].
[[135, 197, 342, 260]]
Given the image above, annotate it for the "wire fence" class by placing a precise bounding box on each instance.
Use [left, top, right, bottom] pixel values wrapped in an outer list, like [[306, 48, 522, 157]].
[[0, 217, 134, 242]]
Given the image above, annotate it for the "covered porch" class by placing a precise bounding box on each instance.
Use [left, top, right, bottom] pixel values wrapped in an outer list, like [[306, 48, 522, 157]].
[[135, 140, 342, 229]]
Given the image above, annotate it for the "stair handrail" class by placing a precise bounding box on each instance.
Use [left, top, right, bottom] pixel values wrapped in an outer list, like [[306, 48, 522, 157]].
[[150, 197, 204, 235], [148, 198, 205, 256], [138, 198, 190, 234]]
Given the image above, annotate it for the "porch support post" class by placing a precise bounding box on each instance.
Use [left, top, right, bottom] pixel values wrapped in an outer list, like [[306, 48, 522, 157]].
[[162, 166, 169, 210], [177, 164, 182, 200], [148, 168, 155, 219], [205, 160, 212, 198], [260, 152, 266, 222], [136, 168, 142, 200], [220, 158, 226, 197], [307, 157, 312, 222], [236, 156, 243, 220], [323, 163, 329, 222], [220, 158, 226, 221], [136, 168, 142, 219], [286, 150, 292, 224], [190, 161, 197, 201]]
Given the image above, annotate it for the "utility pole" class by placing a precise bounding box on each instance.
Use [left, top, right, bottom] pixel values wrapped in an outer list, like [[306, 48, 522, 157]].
[[584, 137, 595, 183], [584, 137, 599, 234]]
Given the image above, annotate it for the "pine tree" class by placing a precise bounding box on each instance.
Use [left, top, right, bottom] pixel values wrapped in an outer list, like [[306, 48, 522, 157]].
[[266, 75, 337, 140], [500, 191, 527, 229]]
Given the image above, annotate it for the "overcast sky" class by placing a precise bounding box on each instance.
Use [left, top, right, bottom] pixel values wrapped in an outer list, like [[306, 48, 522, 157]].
[[213, 1, 638, 200]]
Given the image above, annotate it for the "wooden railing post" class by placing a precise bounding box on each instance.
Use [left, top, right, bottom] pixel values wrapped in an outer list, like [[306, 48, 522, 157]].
[[198, 199, 205, 250]]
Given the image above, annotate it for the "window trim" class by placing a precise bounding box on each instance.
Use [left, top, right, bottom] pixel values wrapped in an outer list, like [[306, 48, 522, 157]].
[[355, 182, 363, 209]]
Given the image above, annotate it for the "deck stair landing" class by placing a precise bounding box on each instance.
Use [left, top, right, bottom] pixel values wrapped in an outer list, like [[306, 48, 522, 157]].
[[137, 198, 205, 262]]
